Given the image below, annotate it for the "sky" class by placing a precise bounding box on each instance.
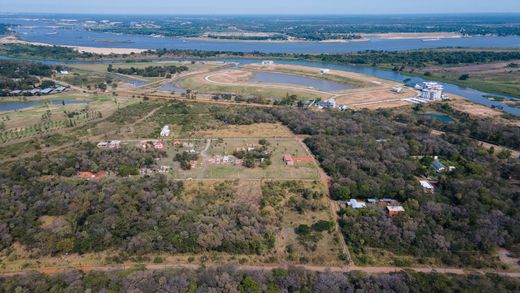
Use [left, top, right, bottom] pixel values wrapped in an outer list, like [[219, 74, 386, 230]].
[[1, 0, 520, 15]]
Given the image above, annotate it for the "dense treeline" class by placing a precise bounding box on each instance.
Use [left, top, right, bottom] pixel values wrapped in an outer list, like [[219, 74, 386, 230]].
[[315, 50, 520, 67], [0, 43, 100, 60], [9, 143, 164, 179], [422, 104, 520, 150], [1, 267, 520, 293], [216, 106, 520, 267], [0, 60, 54, 92], [0, 170, 274, 255], [107, 64, 188, 77], [94, 15, 520, 40]]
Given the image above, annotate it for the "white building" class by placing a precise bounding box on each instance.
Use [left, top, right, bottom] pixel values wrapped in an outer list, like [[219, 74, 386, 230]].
[[320, 68, 330, 74], [108, 140, 121, 148], [419, 180, 435, 193], [347, 199, 367, 209], [420, 82, 444, 101], [160, 125, 170, 137], [392, 87, 403, 93], [261, 60, 274, 65]]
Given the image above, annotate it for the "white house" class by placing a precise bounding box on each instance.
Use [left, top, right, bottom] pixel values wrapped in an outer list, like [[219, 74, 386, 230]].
[[392, 87, 403, 93], [320, 68, 330, 74], [160, 125, 170, 137], [347, 199, 367, 209], [108, 140, 121, 148], [419, 180, 435, 193]]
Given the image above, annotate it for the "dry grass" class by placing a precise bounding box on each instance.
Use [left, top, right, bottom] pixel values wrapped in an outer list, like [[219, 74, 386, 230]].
[[193, 123, 295, 138]]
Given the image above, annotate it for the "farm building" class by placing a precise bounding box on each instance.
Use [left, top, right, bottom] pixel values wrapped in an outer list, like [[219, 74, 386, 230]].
[[283, 155, 314, 166]]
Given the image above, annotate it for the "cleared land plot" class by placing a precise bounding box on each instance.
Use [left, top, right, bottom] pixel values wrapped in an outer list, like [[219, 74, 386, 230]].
[[193, 123, 295, 138], [158, 138, 319, 180], [181, 63, 417, 107]]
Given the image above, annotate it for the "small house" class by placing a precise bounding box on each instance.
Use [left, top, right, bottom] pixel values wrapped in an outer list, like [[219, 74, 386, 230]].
[[320, 68, 330, 74], [431, 160, 446, 172], [367, 198, 378, 204], [347, 199, 367, 209], [283, 154, 294, 166], [153, 141, 165, 150], [387, 206, 405, 216], [108, 140, 121, 148], [55, 86, 66, 93], [41, 88, 53, 95], [419, 180, 435, 193], [97, 141, 109, 148], [392, 87, 403, 93], [159, 165, 171, 173]]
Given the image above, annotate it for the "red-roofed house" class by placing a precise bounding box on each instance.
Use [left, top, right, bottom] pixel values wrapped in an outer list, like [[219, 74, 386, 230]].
[[283, 155, 313, 166]]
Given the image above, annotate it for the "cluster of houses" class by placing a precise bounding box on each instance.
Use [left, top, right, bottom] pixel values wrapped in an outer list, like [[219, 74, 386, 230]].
[[97, 140, 121, 149], [141, 140, 166, 150], [342, 198, 405, 216], [235, 144, 258, 152], [140, 165, 171, 176], [283, 154, 314, 166], [405, 82, 449, 104], [312, 98, 348, 111], [8, 85, 67, 97], [207, 155, 242, 166]]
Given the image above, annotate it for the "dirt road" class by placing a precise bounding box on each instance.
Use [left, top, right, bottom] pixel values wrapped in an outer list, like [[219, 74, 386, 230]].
[[2, 262, 520, 278]]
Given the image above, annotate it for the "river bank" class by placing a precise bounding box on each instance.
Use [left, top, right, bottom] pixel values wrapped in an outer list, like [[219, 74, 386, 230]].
[[0, 35, 147, 55]]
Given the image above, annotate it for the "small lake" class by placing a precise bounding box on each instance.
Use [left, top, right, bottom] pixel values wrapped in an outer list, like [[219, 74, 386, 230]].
[[416, 113, 455, 123], [160, 83, 187, 94], [249, 71, 352, 92], [0, 99, 88, 112], [111, 75, 147, 87]]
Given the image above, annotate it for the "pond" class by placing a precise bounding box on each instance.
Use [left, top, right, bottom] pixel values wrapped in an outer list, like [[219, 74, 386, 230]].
[[160, 83, 187, 94], [111, 75, 147, 87], [0, 99, 88, 112], [416, 113, 455, 123], [248, 71, 353, 92]]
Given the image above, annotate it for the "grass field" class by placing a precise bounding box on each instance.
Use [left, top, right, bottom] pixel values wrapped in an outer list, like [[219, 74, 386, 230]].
[[158, 138, 319, 180]]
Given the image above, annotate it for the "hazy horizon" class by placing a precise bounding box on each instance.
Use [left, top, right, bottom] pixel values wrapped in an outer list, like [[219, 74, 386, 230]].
[[1, 0, 520, 15]]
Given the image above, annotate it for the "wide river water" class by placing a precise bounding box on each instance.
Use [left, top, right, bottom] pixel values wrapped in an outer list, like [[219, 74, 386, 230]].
[[3, 17, 520, 53]]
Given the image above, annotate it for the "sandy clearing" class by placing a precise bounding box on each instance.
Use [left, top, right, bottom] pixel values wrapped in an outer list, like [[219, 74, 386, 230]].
[[363, 32, 463, 40], [0, 35, 146, 55]]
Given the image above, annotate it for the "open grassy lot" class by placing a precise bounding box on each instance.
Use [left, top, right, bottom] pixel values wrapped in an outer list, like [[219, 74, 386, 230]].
[[179, 73, 324, 100]]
